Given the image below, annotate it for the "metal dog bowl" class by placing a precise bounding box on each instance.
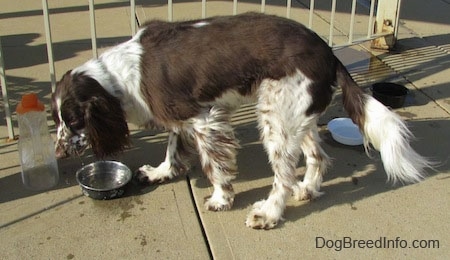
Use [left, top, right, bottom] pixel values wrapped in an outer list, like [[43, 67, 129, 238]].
[[371, 82, 408, 109], [76, 161, 132, 200]]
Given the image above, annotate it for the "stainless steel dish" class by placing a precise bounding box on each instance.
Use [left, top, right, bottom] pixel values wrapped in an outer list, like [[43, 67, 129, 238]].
[[76, 161, 132, 200]]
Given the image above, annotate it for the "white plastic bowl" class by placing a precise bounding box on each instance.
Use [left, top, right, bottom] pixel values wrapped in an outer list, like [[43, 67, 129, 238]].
[[327, 118, 363, 146]]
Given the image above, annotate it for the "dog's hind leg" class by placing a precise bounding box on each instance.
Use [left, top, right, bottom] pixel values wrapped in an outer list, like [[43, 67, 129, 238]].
[[246, 73, 317, 229], [137, 130, 195, 183], [293, 124, 331, 201], [191, 107, 239, 211]]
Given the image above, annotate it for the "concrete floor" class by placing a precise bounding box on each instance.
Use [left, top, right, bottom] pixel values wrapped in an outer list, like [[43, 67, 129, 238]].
[[1, 0, 449, 259]]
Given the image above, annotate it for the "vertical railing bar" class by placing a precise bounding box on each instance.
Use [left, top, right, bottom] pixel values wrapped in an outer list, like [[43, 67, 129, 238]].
[[88, 0, 98, 59], [261, 0, 266, 13], [286, 0, 291, 18], [168, 0, 173, 21], [308, 0, 314, 29], [394, 0, 402, 39], [329, 0, 336, 46], [41, 0, 56, 93], [0, 38, 15, 140], [367, 0, 376, 37], [202, 0, 206, 18], [130, 0, 136, 35], [233, 0, 238, 15], [349, 0, 357, 43]]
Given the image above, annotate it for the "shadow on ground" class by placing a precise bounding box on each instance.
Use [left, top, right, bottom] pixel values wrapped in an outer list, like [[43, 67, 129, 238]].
[[190, 116, 449, 226]]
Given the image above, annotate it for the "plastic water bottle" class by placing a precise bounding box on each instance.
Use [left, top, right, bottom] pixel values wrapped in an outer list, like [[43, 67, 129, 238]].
[[16, 93, 59, 190]]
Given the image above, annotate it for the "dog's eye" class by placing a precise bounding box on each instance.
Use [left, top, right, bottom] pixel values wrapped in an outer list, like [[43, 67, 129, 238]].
[[68, 119, 80, 127], [66, 118, 85, 133]]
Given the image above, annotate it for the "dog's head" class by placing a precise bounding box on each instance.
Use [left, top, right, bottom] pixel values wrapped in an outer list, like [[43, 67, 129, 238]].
[[52, 70, 130, 158]]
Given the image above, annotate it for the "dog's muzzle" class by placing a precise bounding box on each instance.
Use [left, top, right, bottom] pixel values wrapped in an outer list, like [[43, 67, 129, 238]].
[[55, 133, 88, 159]]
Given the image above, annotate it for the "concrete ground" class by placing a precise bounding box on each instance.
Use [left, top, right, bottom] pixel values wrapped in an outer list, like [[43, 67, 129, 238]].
[[1, 0, 449, 259]]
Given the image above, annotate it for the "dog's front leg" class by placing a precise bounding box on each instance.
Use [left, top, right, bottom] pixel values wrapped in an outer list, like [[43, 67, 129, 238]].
[[137, 130, 194, 183]]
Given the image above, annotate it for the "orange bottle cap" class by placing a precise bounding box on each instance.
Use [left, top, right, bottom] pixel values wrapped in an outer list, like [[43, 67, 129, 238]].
[[16, 93, 45, 114]]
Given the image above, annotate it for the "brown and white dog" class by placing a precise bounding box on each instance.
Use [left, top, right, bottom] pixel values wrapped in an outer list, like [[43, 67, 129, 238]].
[[52, 13, 431, 229]]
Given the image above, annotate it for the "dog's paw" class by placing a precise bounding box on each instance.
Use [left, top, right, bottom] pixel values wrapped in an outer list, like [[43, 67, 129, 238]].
[[245, 200, 281, 229], [204, 197, 233, 211], [292, 181, 324, 201], [136, 162, 174, 184], [204, 190, 234, 211]]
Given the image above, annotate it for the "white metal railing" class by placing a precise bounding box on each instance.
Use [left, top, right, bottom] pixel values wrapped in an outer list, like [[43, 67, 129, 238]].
[[0, 38, 14, 140], [0, 0, 401, 140], [42, 0, 57, 93]]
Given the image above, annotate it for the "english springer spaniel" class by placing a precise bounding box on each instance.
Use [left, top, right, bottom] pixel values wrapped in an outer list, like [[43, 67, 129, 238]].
[[52, 13, 432, 229]]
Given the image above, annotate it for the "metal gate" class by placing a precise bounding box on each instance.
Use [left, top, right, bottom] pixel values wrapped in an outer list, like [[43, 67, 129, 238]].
[[0, 0, 401, 140]]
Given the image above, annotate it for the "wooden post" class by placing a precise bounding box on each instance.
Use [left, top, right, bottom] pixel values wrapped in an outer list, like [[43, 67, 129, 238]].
[[371, 0, 402, 50]]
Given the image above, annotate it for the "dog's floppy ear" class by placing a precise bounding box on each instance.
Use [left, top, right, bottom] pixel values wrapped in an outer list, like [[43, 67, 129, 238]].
[[83, 94, 130, 157]]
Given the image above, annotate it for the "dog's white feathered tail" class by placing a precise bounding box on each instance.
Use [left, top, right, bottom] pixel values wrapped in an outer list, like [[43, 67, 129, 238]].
[[336, 59, 432, 184], [362, 97, 433, 183]]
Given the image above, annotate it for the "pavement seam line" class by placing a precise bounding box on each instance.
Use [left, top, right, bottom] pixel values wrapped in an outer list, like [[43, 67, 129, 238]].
[[185, 174, 214, 260]]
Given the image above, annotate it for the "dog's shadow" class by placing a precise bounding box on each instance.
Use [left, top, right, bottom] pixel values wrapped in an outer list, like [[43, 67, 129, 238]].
[[188, 117, 449, 227]]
